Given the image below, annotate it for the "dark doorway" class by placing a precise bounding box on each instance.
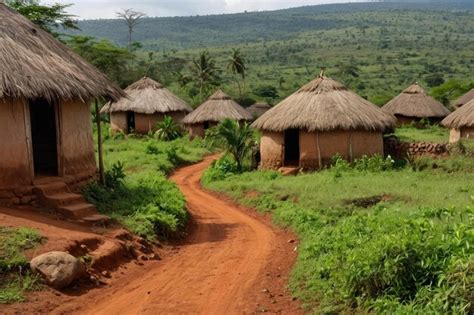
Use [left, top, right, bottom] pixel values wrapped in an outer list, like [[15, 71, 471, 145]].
[[30, 99, 58, 176], [127, 111, 135, 133], [203, 121, 210, 130], [284, 129, 300, 166]]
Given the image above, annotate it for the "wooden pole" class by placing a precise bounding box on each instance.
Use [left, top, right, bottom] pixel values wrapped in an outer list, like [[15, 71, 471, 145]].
[[95, 100, 105, 186]]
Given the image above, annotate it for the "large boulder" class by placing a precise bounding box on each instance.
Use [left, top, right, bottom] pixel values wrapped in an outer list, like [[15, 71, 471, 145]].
[[30, 251, 83, 289]]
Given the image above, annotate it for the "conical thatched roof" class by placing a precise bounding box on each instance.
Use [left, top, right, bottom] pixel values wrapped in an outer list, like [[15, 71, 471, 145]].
[[382, 83, 450, 119], [101, 77, 192, 114], [182, 90, 253, 124], [453, 89, 474, 108], [442, 99, 474, 129], [247, 102, 272, 119], [252, 76, 395, 132], [0, 3, 123, 102]]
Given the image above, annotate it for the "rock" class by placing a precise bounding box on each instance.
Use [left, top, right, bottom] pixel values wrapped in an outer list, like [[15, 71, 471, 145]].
[[30, 251, 83, 289], [287, 239, 295, 244], [101, 271, 111, 278]]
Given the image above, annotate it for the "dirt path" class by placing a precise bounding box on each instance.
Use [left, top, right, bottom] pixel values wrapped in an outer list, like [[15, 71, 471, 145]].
[[2, 155, 302, 314]]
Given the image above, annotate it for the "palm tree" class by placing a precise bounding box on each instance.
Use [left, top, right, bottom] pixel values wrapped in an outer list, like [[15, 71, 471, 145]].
[[190, 51, 221, 101], [208, 119, 254, 171], [227, 49, 246, 99]]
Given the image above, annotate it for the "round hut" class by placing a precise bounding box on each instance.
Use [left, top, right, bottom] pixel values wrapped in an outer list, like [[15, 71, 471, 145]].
[[0, 4, 123, 200], [247, 102, 272, 120], [442, 99, 474, 143], [182, 90, 253, 138], [101, 77, 192, 134], [252, 76, 396, 170], [382, 83, 450, 125], [453, 89, 474, 109]]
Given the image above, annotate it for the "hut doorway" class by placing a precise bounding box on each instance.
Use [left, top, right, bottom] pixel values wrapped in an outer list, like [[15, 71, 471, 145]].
[[203, 121, 210, 130], [29, 99, 58, 176], [127, 111, 135, 133], [284, 129, 300, 166]]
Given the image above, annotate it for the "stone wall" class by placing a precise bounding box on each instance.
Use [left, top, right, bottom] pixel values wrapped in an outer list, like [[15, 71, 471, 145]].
[[384, 136, 448, 159]]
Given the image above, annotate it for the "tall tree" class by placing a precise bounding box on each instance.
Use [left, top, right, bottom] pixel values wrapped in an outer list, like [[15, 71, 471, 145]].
[[6, 0, 77, 36], [227, 48, 246, 99], [190, 51, 221, 101], [116, 8, 146, 50]]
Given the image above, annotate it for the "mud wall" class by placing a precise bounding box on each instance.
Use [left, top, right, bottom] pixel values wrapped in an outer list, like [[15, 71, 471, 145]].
[[60, 100, 96, 177], [299, 130, 319, 170], [0, 99, 32, 189], [351, 131, 384, 158], [110, 112, 128, 134], [135, 111, 187, 134], [450, 127, 474, 143], [260, 131, 284, 169]]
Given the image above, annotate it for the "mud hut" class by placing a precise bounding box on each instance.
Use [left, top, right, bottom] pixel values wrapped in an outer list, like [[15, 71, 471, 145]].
[[382, 83, 450, 125], [442, 99, 474, 143], [453, 89, 474, 108], [0, 4, 123, 197], [247, 102, 272, 120], [101, 77, 192, 134], [182, 90, 253, 138], [252, 76, 396, 170]]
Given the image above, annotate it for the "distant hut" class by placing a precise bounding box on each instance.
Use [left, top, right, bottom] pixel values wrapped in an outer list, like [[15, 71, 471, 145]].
[[442, 99, 474, 143], [382, 83, 450, 125], [182, 90, 253, 138], [252, 76, 396, 170], [247, 102, 272, 120], [453, 89, 474, 108], [101, 77, 192, 134], [0, 3, 123, 193]]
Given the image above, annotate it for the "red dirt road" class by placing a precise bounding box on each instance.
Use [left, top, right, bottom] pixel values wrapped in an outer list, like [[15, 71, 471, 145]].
[[2, 156, 303, 314]]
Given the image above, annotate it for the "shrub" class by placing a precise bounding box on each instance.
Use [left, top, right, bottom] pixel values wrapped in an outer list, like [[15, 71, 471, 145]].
[[353, 154, 395, 172], [145, 142, 161, 155], [202, 155, 239, 183], [155, 116, 182, 141], [104, 161, 126, 190]]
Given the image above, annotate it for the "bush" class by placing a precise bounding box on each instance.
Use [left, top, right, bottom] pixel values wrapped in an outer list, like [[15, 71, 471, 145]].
[[202, 155, 239, 183], [145, 142, 161, 155], [155, 116, 182, 141], [104, 161, 126, 190]]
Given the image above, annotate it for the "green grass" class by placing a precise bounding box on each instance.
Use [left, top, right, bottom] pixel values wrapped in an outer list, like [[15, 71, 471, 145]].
[[202, 155, 474, 314], [0, 227, 44, 304], [84, 130, 210, 240], [394, 125, 450, 143]]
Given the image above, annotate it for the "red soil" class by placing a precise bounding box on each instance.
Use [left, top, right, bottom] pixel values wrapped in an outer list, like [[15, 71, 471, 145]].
[[1, 155, 303, 314]]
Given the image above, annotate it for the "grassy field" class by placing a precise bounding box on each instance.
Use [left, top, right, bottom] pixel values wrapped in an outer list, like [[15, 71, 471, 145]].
[[84, 128, 210, 240], [202, 153, 474, 313], [393, 125, 451, 143], [0, 227, 43, 304]]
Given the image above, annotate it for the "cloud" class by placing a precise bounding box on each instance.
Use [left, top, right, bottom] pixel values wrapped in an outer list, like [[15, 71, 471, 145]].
[[42, 0, 361, 19]]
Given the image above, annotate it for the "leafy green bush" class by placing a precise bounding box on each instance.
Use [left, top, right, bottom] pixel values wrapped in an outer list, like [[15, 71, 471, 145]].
[[202, 155, 239, 183], [155, 116, 183, 141], [145, 142, 161, 155], [104, 161, 126, 190], [353, 154, 395, 172]]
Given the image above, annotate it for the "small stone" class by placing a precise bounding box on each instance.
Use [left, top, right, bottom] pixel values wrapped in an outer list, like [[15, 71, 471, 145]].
[[139, 254, 148, 261], [147, 291, 151, 295], [262, 288, 269, 293], [271, 300, 277, 304], [101, 271, 111, 278], [287, 239, 295, 244]]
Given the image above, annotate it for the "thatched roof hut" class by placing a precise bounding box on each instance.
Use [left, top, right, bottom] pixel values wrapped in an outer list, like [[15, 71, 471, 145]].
[[102, 77, 192, 134], [252, 76, 396, 170], [0, 3, 123, 198], [442, 99, 474, 143], [382, 83, 450, 125], [183, 90, 253, 138], [247, 102, 272, 120], [453, 89, 474, 108]]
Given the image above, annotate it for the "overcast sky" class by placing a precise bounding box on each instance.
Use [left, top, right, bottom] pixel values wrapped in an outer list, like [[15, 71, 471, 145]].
[[42, 0, 365, 19]]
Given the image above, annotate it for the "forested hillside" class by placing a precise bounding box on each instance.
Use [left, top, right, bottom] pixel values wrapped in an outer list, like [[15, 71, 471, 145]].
[[65, 1, 474, 107]]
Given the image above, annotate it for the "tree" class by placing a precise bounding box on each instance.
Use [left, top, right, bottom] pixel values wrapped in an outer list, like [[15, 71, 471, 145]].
[[6, 0, 77, 36], [66, 36, 132, 85], [190, 51, 221, 101], [254, 85, 279, 100], [227, 49, 246, 99], [207, 119, 255, 172], [116, 8, 146, 50]]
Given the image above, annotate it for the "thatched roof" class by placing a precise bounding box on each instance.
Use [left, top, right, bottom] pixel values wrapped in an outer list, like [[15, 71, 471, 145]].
[[442, 99, 474, 129], [101, 77, 192, 114], [382, 83, 450, 119], [182, 90, 253, 124], [247, 102, 272, 119], [0, 3, 123, 102], [453, 89, 474, 108], [252, 76, 395, 132]]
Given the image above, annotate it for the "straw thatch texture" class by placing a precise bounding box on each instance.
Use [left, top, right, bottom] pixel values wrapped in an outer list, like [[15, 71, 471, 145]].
[[0, 4, 123, 102], [182, 90, 253, 124], [442, 99, 474, 129], [453, 89, 474, 108], [247, 102, 272, 119], [252, 76, 395, 132], [101, 77, 192, 114], [382, 83, 450, 119]]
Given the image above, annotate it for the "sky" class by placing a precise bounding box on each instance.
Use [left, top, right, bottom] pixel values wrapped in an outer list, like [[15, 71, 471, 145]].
[[42, 0, 365, 19]]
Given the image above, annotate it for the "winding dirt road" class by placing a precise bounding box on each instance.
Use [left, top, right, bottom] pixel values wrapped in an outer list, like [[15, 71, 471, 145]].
[[2, 155, 302, 314]]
